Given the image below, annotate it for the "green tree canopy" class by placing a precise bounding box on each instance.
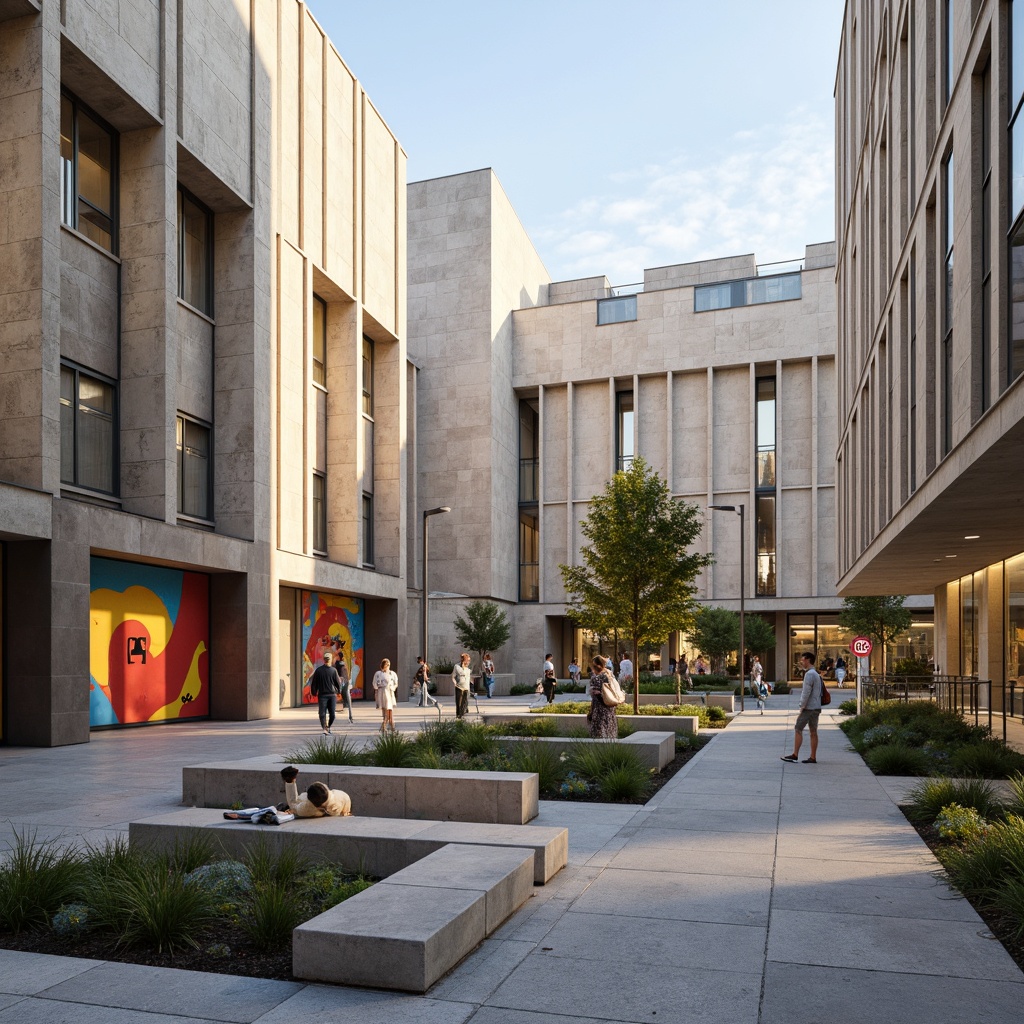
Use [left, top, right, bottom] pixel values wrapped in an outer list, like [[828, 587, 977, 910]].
[[838, 595, 912, 677], [559, 458, 712, 712], [453, 601, 511, 670], [688, 606, 739, 675], [743, 615, 776, 660]]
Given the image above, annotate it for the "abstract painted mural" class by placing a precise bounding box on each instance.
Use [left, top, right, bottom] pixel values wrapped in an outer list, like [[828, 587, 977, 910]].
[[90, 557, 210, 727], [301, 591, 364, 701]]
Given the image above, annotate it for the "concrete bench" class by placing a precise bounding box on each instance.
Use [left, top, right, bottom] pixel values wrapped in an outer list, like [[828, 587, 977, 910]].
[[493, 731, 675, 771], [641, 692, 736, 712], [182, 757, 539, 825], [481, 712, 699, 736], [293, 843, 533, 991], [129, 807, 566, 884]]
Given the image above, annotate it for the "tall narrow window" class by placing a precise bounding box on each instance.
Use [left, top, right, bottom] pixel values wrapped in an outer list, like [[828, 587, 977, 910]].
[[1010, 0, 1024, 384], [519, 510, 539, 602], [361, 493, 374, 566], [908, 1, 916, 204], [942, 152, 954, 456], [60, 92, 116, 253], [755, 376, 776, 596], [519, 399, 538, 502], [909, 252, 918, 493], [361, 336, 374, 566], [980, 61, 992, 412], [313, 473, 327, 553], [176, 415, 211, 520], [60, 363, 116, 494], [312, 296, 327, 387], [616, 391, 634, 472], [177, 186, 212, 315]]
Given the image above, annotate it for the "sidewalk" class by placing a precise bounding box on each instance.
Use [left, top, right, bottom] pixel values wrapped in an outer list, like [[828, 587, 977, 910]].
[[1, 699, 1022, 1022]]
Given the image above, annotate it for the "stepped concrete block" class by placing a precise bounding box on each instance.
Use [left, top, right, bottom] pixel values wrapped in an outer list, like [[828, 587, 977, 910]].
[[482, 713, 699, 736], [416, 821, 567, 884], [492, 732, 674, 770]]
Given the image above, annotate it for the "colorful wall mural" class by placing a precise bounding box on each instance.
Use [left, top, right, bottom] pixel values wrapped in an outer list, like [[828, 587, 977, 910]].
[[301, 591, 364, 702], [90, 557, 210, 727]]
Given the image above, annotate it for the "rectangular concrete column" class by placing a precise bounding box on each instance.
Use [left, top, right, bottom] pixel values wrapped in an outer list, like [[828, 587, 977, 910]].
[[325, 296, 359, 563], [0, 8, 62, 493]]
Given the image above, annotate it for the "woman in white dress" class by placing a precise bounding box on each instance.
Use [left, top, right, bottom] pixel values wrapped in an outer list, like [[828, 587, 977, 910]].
[[373, 658, 398, 733]]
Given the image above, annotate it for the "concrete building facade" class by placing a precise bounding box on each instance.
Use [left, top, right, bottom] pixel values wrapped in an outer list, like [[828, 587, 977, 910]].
[[409, 169, 925, 684], [835, 0, 1024, 716], [0, 0, 406, 745]]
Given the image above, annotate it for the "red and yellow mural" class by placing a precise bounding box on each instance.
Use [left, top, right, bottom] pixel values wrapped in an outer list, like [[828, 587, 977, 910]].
[[89, 557, 210, 727], [301, 591, 364, 701]]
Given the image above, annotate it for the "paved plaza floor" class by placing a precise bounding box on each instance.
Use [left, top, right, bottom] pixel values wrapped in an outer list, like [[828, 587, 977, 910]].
[[1, 693, 1022, 1023]]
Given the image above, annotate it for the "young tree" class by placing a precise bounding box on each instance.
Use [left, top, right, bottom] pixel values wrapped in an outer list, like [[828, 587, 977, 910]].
[[688, 606, 739, 675], [453, 601, 512, 674], [559, 458, 712, 713], [838, 595, 912, 678], [743, 615, 777, 664]]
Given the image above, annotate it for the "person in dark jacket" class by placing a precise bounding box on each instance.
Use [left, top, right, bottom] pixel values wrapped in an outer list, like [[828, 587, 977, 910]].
[[309, 651, 343, 734]]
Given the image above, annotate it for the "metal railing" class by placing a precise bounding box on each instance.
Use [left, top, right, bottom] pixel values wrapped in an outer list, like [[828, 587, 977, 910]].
[[859, 674, 1003, 741]]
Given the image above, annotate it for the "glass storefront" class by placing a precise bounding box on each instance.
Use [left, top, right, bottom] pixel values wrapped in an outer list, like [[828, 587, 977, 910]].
[[787, 613, 934, 680]]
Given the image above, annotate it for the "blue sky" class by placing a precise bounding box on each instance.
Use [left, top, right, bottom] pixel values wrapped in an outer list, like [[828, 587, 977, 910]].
[[307, 1, 846, 283]]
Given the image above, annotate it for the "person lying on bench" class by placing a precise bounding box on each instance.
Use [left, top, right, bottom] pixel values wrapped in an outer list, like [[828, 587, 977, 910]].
[[279, 765, 352, 817]]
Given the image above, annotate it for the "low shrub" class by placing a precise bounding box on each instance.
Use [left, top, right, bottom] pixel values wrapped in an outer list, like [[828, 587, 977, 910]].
[[838, 698, 858, 715], [941, 815, 1024, 900], [418, 718, 466, 754], [905, 776, 1005, 825], [567, 741, 645, 781], [509, 683, 537, 696], [935, 803, 989, 844], [773, 681, 791, 694], [51, 902, 91, 938], [456, 724, 497, 758], [949, 741, 1024, 780], [296, 867, 373, 916], [706, 706, 727, 725], [184, 860, 252, 903], [411, 746, 443, 769], [863, 743, 931, 776], [433, 658, 455, 676], [508, 741, 565, 794], [994, 878, 1024, 940], [598, 764, 651, 801], [616, 720, 636, 738], [243, 883, 304, 952], [1006, 772, 1024, 818]]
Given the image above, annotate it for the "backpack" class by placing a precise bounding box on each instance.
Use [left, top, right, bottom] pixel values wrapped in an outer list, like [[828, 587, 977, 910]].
[[820, 676, 831, 706]]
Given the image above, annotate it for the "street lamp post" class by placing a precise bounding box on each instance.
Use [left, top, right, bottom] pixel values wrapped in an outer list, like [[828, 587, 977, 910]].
[[421, 506, 451, 705], [710, 504, 746, 712]]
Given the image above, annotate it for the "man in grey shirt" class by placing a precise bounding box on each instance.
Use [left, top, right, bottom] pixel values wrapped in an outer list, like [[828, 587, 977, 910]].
[[781, 652, 823, 764]]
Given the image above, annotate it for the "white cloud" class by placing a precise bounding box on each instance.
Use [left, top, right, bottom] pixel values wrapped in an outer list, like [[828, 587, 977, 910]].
[[534, 107, 834, 284]]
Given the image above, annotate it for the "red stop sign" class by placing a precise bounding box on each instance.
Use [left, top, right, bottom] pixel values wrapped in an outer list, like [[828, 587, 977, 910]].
[[851, 636, 873, 657]]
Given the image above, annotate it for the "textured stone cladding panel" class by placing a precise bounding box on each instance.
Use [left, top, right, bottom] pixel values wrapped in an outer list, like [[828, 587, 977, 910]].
[[277, 242, 304, 553], [362, 103, 396, 334], [180, 0, 252, 200], [324, 49, 355, 293], [780, 360, 812, 488], [711, 367, 749, 493], [779, 488, 812, 596], [672, 371, 708, 495], [571, 381, 609, 498], [638, 374, 667, 479]]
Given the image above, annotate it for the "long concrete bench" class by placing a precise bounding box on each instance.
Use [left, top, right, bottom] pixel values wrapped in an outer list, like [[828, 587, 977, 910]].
[[482, 712, 699, 736], [494, 731, 675, 771], [182, 757, 539, 825], [641, 692, 736, 712], [293, 843, 533, 991], [129, 807, 567, 884]]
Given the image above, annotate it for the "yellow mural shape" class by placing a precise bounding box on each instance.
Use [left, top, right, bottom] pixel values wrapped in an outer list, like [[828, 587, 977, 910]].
[[149, 641, 208, 721], [90, 586, 173, 690]]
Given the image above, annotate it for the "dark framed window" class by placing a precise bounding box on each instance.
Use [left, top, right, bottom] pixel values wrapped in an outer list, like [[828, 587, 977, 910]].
[[980, 60, 992, 413], [176, 415, 211, 520], [60, 92, 116, 253], [942, 151, 954, 456], [361, 492, 374, 566], [60, 362, 116, 494], [313, 472, 327, 553], [616, 391, 634, 472], [519, 509, 539, 602], [755, 376, 777, 596], [362, 336, 374, 415], [942, 0, 954, 108], [312, 295, 327, 387], [519, 398, 538, 502], [177, 186, 212, 315], [909, 252, 918, 493], [695, 272, 801, 312], [597, 295, 637, 325]]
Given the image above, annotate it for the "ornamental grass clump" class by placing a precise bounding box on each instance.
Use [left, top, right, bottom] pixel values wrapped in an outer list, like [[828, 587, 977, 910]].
[[0, 831, 85, 933], [455, 724, 496, 758], [369, 730, 415, 767], [941, 815, 1024, 901], [285, 734, 366, 766], [950, 740, 1024, 780], [863, 743, 931, 776], [566, 742, 652, 802], [508, 741, 566, 794], [906, 776, 1005, 825]]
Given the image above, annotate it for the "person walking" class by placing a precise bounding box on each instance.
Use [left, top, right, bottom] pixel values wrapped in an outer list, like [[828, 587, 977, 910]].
[[695, 655, 707, 675], [782, 652, 823, 763], [335, 652, 354, 723], [835, 655, 847, 688], [373, 658, 398, 733], [751, 655, 764, 698], [568, 657, 581, 686], [452, 652, 472, 718], [481, 652, 496, 698], [309, 650, 343, 734], [587, 656, 620, 739], [617, 651, 634, 690], [414, 655, 439, 708], [541, 653, 557, 704]]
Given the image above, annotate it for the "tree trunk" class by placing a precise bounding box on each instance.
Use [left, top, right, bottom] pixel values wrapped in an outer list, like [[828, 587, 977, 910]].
[[633, 637, 640, 714]]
